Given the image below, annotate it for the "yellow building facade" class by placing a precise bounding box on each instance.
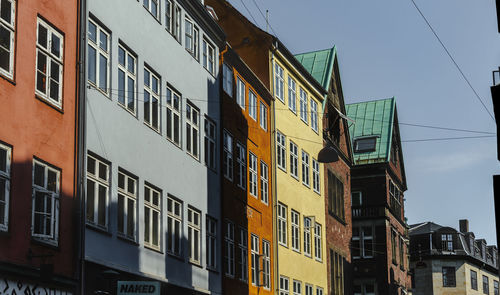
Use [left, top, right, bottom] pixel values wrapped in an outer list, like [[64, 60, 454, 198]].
[[270, 48, 328, 295]]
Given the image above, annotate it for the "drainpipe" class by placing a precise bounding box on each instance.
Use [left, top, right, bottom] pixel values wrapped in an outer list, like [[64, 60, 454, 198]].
[[271, 39, 279, 295]]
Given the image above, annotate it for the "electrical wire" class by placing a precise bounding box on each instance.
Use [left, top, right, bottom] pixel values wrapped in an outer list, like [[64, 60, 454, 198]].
[[238, 0, 260, 29], [249, 0, 279, 38]]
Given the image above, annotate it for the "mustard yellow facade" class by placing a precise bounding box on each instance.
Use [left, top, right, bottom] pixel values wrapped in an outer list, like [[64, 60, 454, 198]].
[[270, 49, 328, 294]]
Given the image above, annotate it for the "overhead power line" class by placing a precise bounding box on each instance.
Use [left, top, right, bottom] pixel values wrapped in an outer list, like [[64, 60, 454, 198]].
[[238, 0, 260, 29], [250, 0, 279, 37], [409, 0, 495, 122], [401, 135, 495, 143]]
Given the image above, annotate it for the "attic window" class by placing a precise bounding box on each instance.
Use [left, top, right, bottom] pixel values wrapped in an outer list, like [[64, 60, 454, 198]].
[[354, 137, 377, 153]]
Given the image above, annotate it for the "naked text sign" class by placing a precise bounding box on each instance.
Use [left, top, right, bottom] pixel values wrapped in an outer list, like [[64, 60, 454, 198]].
[[117, 281, 160, 295]]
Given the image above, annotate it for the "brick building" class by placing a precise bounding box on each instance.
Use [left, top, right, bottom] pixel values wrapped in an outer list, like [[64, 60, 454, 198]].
[[346, 98, 411, 295], [0, 0, 80, 293]]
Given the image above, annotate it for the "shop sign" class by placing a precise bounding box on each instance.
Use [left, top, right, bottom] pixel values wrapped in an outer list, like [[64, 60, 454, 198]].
[[117, 281, 160, 295]]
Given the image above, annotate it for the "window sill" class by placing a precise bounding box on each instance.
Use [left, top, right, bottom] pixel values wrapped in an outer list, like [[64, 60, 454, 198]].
[[189, 260, 203, 269], [87, 82, 110, 98], [304, 253, 312, 259], [278, 242, 288, 249], [35, 94, 64, 114], [31, 236, 59, 250], [328, 211, 347, 225], [118, 102, 137, 118], [144, 244, 163, 254], [166, 137, 182, 150], [187, 152, 200, 163], [292, 248, 301, 254], [0, 72, 15, 85], [143, 6, 162, 25], [207, 267, 218, 273], [277, 166, 287, 174], [315, 258, 323, 263], [166, 252, 184, 262], [117, 234, 139, 246], [86, 223, 112, 236], [144, 122, 162, 135], [313, 189, 321, 196], [302, 182, 311, 189], [291, 174, 299, 181]]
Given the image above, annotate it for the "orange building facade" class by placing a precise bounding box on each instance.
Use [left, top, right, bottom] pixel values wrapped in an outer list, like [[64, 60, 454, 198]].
[[0, 0, 80, 293], [220, 46, 274, 295]]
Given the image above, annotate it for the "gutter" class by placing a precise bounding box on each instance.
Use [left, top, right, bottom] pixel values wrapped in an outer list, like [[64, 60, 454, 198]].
[[270, 40, 279, 295]]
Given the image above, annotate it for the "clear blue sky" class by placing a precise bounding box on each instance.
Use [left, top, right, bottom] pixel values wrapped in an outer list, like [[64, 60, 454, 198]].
[[227, 0, 499, 245]]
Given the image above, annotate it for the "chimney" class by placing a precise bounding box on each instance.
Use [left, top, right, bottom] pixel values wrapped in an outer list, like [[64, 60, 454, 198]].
[[459, 219, 469, 233]]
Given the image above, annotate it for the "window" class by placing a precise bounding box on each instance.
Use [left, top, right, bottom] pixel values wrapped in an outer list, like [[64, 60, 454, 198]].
[[304, 217, 311, 256], [277, 131, 286, 170], [32, 160, 60, 244], [483, 275, 489, 294], [260, 161, 269, 204], [0, 0, 15, 78], [471, 270, 478, 290], [274, 63, 284, 102], [291, 210, 300, 252], [143, 0, 159, 19], [314, 223, 322, 261], [117, 171, 137, 240], [223, 131, 233, 180], [206, 216, 217, 270], [167, 196, 182, 256], [204, 118, 216, 170], [494, 280, 498, 295], [441, 267, 456, 287], [144, 68, 160, 130], [330, 250, 344, 295], [88, 19, 109, 93], [327, 171, 344, 221], [249, 89, 257, 120], [86, 155, 109, 228], [202, 39, 215, 74], [188, 207, 201, 264], [184, 18, 199, 59], [36, 18, 64, 108], [222, 63, 233, 95], [299, 88, 308, 123], [278, 203, 287, 246], [280, 276, 290, 295], [224, 221, 235, 276], [352, 227, 373, 258], [391, 230, 397, 264], [288, 76, 297, 113], [165, 0, 173, 32], [166, 87, 181, 146], [118, 45, 136, 114], [236, 77, 245, 109], [173, 5, 181, 41], [251, 234, 260, 286], [354, 137, 377, 153], [399, 237, 405, 268], [353, 284, 374, 295], [262, 240, 271, 289], [0, 143, 11, 231], [316, 287, 324, 295], [312, 159, 320, 193], [302, 150, 310, 187], [441, 234, 453, 251], [289, 141, 298, 179], [186, 102, 200, 159], [305, 284, 313, 295], [310, 99, 318, 132], [260, 102, 268, 130], [238, 228, 248, 281], [352, 191, 362, 207], [235, 143, 246, 190], [144, 184, 161, 250], [293, 280, 302, 295], [389, 181, 402, 219], [249, 152, 258, 197]]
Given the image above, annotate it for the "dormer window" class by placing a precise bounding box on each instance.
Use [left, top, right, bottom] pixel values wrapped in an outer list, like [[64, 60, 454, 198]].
[[442, 234, 453, 251], [354, 137, 377, 153]]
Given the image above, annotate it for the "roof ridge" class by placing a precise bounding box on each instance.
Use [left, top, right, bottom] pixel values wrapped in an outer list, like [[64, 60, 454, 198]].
[[294, 46, 336, 56], [346, 96, 395, 106]]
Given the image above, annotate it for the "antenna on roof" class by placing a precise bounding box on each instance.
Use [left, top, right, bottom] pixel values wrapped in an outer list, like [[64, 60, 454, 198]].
[[266, 10, 269, 33]]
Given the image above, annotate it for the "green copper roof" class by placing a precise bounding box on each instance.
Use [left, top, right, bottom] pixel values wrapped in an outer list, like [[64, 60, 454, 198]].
[[294, 46, 337, 92], [346, 97, 395, 165]]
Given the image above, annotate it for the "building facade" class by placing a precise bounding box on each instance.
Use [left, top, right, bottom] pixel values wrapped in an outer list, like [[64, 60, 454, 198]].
[[0, 0, 80, 294], [346, 98, 411, 295], [220, 46, 274, 295], [82, 0, 225, 294], [410, 219, 499, 295]]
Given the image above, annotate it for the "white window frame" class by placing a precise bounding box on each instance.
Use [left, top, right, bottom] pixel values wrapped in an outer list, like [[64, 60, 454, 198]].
[[206, 216, 217, 270], [236, 142, 246, 190], [165, 0, 173, 32], [302, 150, 310, 187], [87, 19, 110, 94], [278, 202, 287, 246], [0, 143, 11, 231], [238, 228, 248, 282], [277, 131, 286, 171], [31, 159, 60, 245], [173, 4, 182, 42], [222, 63, 233, 95], [188, 207, 201, 264], [289, 141, 298, 179], [249, 89, 257, 120], [305, 284, 313, 295], [202, 38, 215, 75], [280, 276, 290, 295], [236, 77, 245, 109], [314, 223, 322, 261], [144, 184, 161, 250], [260, 101, 268, 131], [143, 0, 160, 20], [293, 280, 302, 295], [260, 161, 269, 205], [144, 67, 161, 131], [166, 86, 181, 146], [288, 76, 297, 113], [251, 234, 260, 286], [310, 99, 318, 133], [223, 130, 233, 181], [35, 18, 64, 108], [0, 0, 15, 79], [299, 88, 308, 123], [353, 226, 373, 259], [186, 101, 200, 159], [291, 210, 300, 252], [167, 196, 182, 256], [262, 239, 271, 289], [303, 217, 311, 257], [224, 220, 235, 277], [274, 63, 284, 102], [312, 159, 320, 194], [204, 117, 217, 170], [184, 18, 198, 59], [117, 170, 137, 240], [86, 154, 109, 229], [316, 287, 324, 295], [117, 44, 137, 114], [249, 152, 258, 197]]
